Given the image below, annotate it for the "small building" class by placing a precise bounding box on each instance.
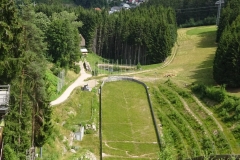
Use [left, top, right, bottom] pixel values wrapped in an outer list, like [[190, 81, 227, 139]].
[[80, 48, 88, 56]]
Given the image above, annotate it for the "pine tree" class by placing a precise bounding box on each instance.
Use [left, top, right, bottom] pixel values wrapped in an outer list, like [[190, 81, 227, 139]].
[[213, 15, 240, 87], [0, 0, 22, 83], [216, 0, 240, 42], [2, 1, 53, 159]]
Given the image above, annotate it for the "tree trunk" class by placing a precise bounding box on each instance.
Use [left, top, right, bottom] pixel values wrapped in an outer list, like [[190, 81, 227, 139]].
[[19, 69, 24, 145]]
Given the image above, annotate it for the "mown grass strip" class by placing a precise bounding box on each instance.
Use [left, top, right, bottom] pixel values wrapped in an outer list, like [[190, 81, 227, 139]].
[[101, 81, 159, 159]]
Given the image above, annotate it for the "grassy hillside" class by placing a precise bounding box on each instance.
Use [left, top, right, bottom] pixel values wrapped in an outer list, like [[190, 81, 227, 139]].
[[134, 26, 218, 86], [38, 87, 99, 160], [40, 25, 240, 159]]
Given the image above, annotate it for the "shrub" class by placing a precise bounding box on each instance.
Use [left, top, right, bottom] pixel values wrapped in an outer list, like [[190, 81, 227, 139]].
[[113, 64, 120, 72], [205, 87, 226, 103], [191, 83, 207, 96], [232, 125, 240, 140], [3, 145, 18, 160], [50, 65, 62, 76], [191, 84, 226, 103], [73, 65, 80, 74], [136, 62, 141, 70]]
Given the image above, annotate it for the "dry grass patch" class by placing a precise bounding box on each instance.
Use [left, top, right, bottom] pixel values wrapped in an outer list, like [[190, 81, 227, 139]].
[[134, 26, 217, 86]]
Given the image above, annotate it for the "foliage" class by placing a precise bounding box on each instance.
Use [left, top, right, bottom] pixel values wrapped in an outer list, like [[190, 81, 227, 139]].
[[136, 62, 141, 70], [95, 6, 177, 64], [77, 9, 99, 52], [3, 144, 18, 160], [180, 17, 216, 28], [213, 15, 240, 87], [216, 0, 240, 42], [73, 64, 81, 74], [73, 0, 108, 8], [191, 83, 240, 149], [1, 1, 53, 158], [147, 0, 218, 27], [46, 11, 82, 68], [191, 84, 226, 103], [35, 4, 177, 65]]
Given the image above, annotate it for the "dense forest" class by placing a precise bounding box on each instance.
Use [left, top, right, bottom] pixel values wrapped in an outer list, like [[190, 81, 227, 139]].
[[1, 0, 82, 159], [35, 4, 177, 65], [213, 0, 240, 87], [34, 0, 219, 27], [1, 1, 53, 159], [94, 6, 177, 64], [147, 0, 219, 27]]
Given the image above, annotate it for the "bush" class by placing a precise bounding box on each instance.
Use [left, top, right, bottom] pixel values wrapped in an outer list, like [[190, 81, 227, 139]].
[[205, 87, 226, 103], [3, 145, 18, 160], [113, 65, 120, 72], [50, 65, 62, 76], [191, 84, 226, 103], [73, 65, 80, 74], [85, 129, 94, 134], [136, 62, 141, 70]]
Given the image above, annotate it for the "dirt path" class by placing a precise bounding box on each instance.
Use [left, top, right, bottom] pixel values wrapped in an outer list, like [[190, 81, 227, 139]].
[[121, 43, 179, 76], [50, 61, 92, 106]]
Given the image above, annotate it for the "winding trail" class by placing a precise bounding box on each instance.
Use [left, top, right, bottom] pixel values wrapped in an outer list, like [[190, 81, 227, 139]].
[[50, 61, 92, 106]]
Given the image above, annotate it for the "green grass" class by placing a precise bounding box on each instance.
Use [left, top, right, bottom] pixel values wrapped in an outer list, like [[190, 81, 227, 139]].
[[101, 81, 160, 159], [134, 26, 218, 86], [39, 88, 100, 160], [186, 26, 217, 35], [49, 69, 80, 101]]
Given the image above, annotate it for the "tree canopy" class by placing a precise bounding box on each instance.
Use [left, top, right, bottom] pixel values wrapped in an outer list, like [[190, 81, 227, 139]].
[[1, 1, 53, 159], [46, 11, 82, 68], [213, 15, 240, 87], [213, 0, 240, 88]]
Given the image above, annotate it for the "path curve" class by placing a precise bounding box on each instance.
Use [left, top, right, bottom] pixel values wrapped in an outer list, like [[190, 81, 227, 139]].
[[50, 43, 179, 106], [50, 61, 92, 106]]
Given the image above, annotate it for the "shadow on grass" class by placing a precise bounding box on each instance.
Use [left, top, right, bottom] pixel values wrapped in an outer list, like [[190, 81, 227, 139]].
[[197, 30, 218, 48], [188, 53, 216, 85]]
